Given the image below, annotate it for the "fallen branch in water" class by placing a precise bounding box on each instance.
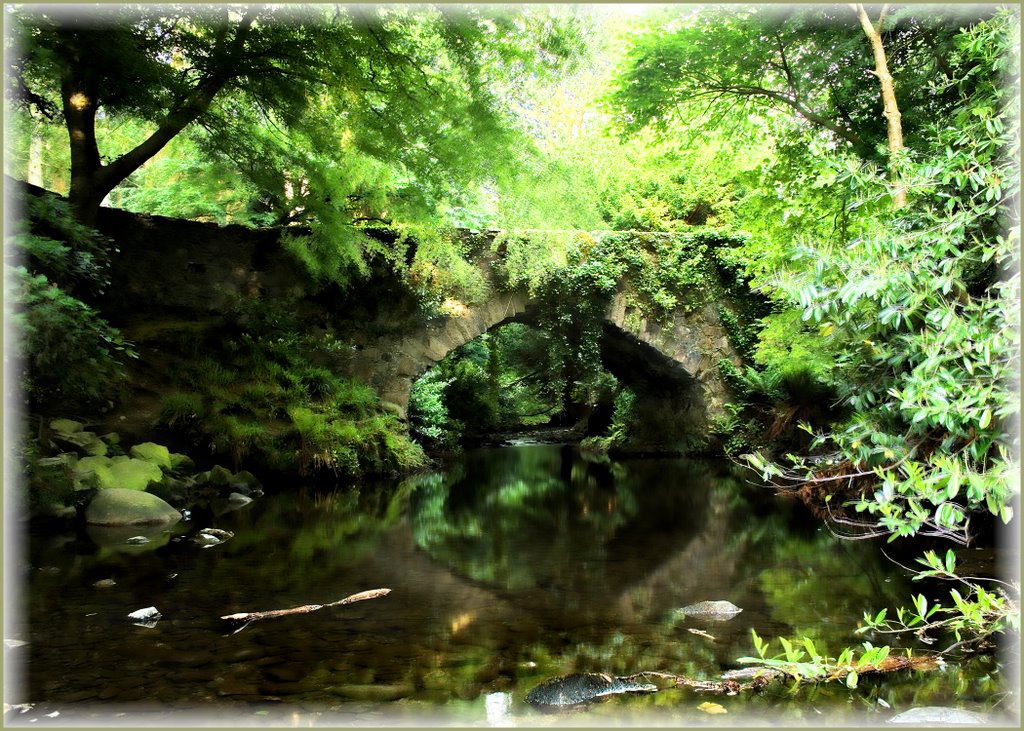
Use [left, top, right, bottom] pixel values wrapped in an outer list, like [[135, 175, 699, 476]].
[[621, 654, 943, 695], [221, 588, 391, 634]]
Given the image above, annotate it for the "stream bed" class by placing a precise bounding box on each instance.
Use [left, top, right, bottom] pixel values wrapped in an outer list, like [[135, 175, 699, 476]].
[[5, 443, 1017, 725]]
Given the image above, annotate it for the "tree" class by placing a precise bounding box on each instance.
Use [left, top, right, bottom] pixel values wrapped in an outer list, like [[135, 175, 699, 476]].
[[6, 4, 582, 229], [851, 3, 906, 207], [742, 8, 1020, 542], [608, 4, 994, 166]]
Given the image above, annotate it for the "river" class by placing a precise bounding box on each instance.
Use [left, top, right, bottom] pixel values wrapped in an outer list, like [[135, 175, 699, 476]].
[[6, 443, 1016, 725]]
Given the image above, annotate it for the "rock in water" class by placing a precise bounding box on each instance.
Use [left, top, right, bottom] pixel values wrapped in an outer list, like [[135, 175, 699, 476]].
[[85, 488, 182, 526], [675, 600, 743, 621], [193, 528, 234, 547], [888, 707, 987, 725], [525, 673, 657, 709], [127, 606, 162, 628]]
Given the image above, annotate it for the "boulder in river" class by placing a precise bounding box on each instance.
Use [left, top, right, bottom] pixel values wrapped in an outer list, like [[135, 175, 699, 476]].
[[675, 600, 743, 621], [525, 672, 657, 709], [85, 488, 182, 526]]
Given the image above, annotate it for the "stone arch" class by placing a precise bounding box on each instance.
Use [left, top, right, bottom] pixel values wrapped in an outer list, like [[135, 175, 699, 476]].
[[358, 288, 534, 414], [359, 285, 739, 451]]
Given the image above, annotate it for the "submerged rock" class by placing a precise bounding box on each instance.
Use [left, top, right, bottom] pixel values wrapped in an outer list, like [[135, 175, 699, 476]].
[[888, 707, 988, 725], [86, 522, 176, 553], [525, 672, 657, 709], [675, 600, 743, 621]]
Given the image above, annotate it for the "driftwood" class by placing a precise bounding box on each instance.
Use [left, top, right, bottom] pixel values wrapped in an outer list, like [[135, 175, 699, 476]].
[[621, 655, 942, 695], [221, 588, 390, 634]]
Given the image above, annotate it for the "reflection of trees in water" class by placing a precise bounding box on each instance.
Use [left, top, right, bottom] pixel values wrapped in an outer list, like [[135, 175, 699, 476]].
[[407, 446, 714, 604]]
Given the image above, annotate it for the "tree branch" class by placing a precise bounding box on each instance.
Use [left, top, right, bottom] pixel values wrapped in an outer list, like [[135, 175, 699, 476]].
[[221, 588, 391, 634], [101, 10, 258, 193]]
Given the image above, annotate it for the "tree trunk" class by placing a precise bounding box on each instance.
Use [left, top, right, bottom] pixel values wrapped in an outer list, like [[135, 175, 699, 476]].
[[60, 11, 256, 227], [62, 70, 107, 226], [852, 3, 907, 208]]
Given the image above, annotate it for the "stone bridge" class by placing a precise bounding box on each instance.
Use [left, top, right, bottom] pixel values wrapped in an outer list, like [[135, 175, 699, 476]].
[[343, 275, 739, 450], [94, 207, 741, 451]]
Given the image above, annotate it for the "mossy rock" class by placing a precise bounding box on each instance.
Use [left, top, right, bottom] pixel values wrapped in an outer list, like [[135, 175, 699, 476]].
[[208, 464, 233, 487], [229, 470, 263, 495], [130, 442, 172, 470], [100, 457, 164, 491], [146, 477, 188, 506], [73, 455, 114, 490], [99, 432, 121, 446], [169, 453, 196, 473], [50, 418, 84, 434], [37, 453, 79, 473], [53, 430, 108, 457], [85, 488, 182, 526]]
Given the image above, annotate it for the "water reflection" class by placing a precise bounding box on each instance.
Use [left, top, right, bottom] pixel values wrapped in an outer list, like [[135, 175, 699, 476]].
[[409, 446, 710, 598], [11, 445, 1010, 725]]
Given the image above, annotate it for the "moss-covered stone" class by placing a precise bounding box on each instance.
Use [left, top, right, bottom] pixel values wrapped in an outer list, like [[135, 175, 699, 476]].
[[85, 488, 182, 526], [146, 477, 188, 506], [73, 455, 114, 490], [37, 453, 79, 472], [53, 430, 108, 457], [208, 464, 233, 487], [130, 442, 172, 470], [82, 434, 108, 456], [50, 418, 84, 434], [169, 452, 196, 473], [103, 458, 164, 491], [229, 469, 262, 494]]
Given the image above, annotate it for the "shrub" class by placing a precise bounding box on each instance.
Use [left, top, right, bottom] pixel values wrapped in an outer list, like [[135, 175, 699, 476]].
[[8, 268, 134, 411]]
